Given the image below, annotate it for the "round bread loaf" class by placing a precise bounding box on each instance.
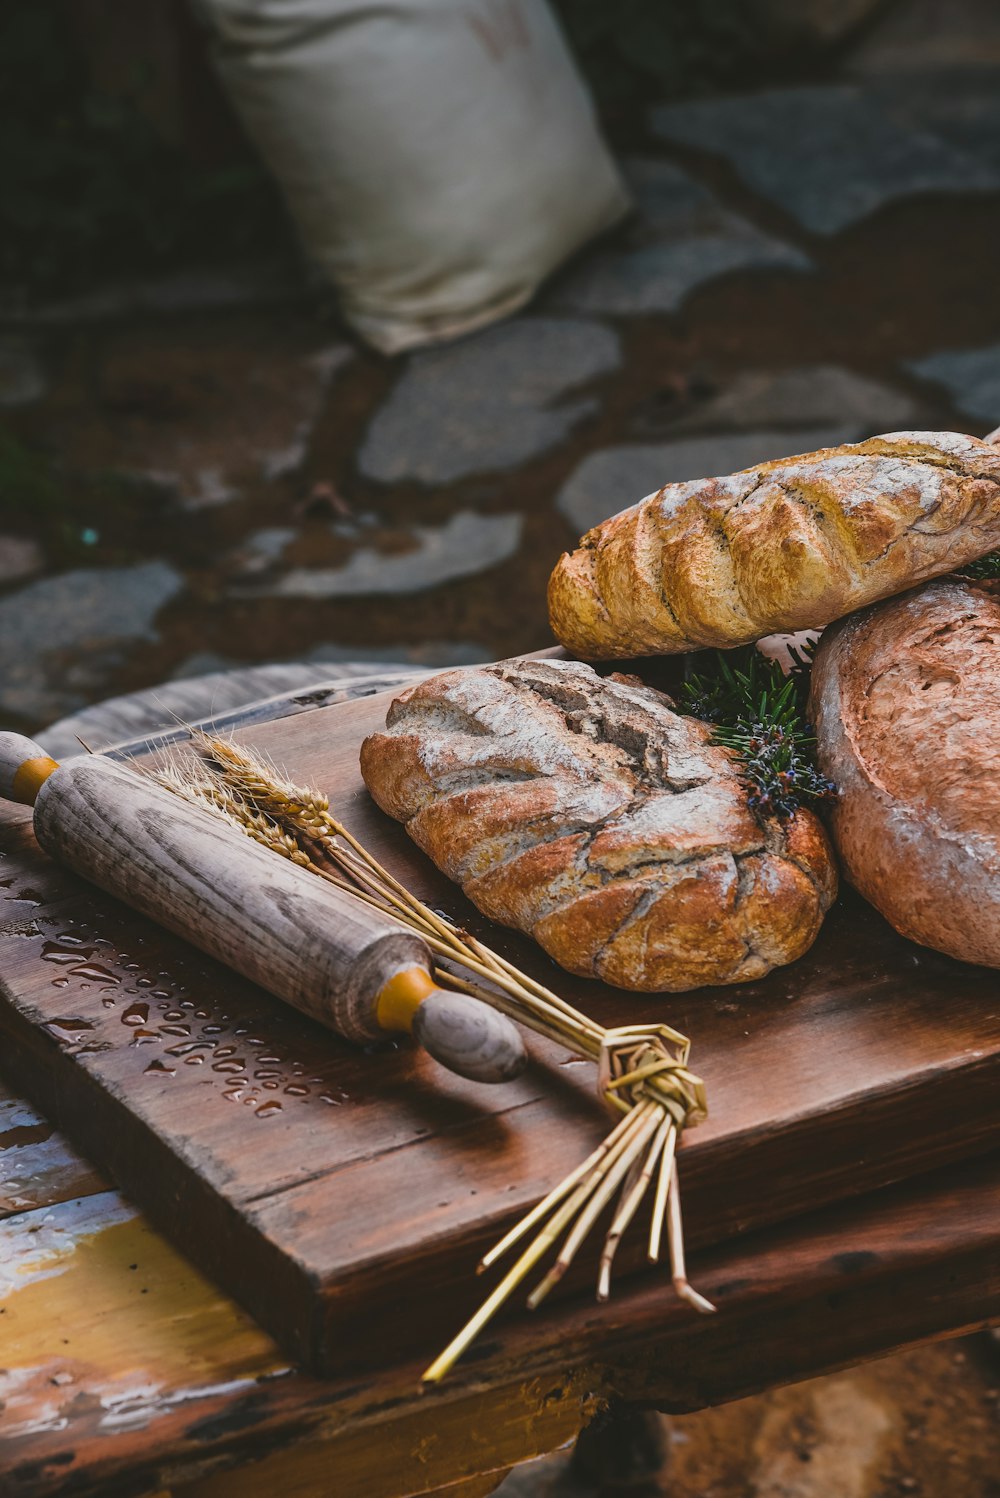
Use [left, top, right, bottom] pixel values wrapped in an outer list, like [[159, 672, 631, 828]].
[[360, 658, 837, 992], [549, 431, 1000, 659], [810, 576, 1000, 967]]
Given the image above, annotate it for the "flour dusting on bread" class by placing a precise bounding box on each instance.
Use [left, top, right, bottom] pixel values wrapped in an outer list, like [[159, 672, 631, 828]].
[[362, 659, 837, 993], [549, 432, 1000, 658], [811, 576, 1000, 967]]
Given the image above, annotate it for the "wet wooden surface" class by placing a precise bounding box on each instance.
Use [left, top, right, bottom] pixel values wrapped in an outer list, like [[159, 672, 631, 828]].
[[0, 684, 999, 1377], [2, 1071, 998, 1498], [2, 678, 1000, 1498]]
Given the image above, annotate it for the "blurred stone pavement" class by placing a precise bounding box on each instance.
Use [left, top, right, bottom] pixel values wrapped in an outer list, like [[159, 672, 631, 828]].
[[4, 1, 1000, 739], [492, 1339, 1000, 1497]]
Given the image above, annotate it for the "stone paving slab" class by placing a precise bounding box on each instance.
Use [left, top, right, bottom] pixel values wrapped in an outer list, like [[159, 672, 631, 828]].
[[556, 427, 857, 538], [0, 561, 183, 723], [8, 78, 1000, 729], [873, 71, 1000, 174], [669, 365, 919, 435], [358, 318, 620, 484], [907, 343, 1000, 425], [247, 510, 524, 598], [554, 158, 810, 316], [650, 85, 1000, 235], [224, 527, 298, 581]]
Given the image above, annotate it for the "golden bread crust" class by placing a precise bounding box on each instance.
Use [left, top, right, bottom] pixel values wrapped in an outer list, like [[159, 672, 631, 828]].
[[811, 576, 1000, 968], [548, 432, 1000, 658], [360, 659, 837, 992]]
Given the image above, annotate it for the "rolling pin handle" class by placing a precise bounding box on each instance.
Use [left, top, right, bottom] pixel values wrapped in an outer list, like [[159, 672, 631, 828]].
[[0, 733, 60, 806], [376, 966, 526, 1084], [412, 989, 527, 1085], [24, 749, 524, 1088]]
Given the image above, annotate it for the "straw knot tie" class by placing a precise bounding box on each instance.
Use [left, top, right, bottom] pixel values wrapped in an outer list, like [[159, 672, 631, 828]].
[[165, 732, 717, 1381], [598, 1024, 708, 1129]]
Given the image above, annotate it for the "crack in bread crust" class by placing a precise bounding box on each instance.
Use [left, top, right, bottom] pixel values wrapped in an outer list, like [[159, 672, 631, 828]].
[[549, 431, 1000, 659], [360, 659, 838, 993]]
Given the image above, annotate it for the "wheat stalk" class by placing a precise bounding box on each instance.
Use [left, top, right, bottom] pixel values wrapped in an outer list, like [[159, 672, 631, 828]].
[[157, 735, 713, 1381]]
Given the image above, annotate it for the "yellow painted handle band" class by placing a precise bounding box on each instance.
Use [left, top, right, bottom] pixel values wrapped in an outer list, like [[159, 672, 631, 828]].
[[11, 756, 59, 806], [375, 964, 436, 1035]]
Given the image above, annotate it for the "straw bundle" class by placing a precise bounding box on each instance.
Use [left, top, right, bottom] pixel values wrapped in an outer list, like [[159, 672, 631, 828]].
[[155, 735, 713, 1380]]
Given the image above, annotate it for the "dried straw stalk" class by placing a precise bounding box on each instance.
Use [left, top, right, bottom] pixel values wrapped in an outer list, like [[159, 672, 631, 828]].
[[155, 735, 714, 1382]]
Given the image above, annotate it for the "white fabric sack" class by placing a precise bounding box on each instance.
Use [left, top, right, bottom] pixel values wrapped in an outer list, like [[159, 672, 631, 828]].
[[196, 0, 629, 352]]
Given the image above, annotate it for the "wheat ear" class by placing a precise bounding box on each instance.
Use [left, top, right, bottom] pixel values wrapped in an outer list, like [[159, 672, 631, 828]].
[[159, 735, 713, 1382]]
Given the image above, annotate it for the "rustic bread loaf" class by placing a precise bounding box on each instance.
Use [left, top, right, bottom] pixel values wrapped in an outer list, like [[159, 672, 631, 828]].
[[360, 658, 837, 992], [549, 431, 1000, 659], [810, 576, 1000, 968]]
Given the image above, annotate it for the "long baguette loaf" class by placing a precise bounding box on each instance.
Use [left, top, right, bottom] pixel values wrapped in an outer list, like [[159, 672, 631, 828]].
[[549, 431, 1000, 658], [360, 658, 837, 992], [810, 576, 1000, 968]]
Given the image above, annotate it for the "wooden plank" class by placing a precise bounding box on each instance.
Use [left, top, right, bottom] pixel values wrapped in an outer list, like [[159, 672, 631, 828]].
[[2, 1148, 998, 1498], [45, 667, 429, 761], [0, 1077, 106, 1217], [0, 684, 999, 1376]]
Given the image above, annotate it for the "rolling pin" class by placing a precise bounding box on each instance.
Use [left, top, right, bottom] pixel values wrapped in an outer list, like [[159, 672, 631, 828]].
[[0, 733, 526, 1085]]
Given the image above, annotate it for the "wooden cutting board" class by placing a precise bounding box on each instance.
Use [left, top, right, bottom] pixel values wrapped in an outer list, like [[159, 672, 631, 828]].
[[1, 686, 998, 1377]]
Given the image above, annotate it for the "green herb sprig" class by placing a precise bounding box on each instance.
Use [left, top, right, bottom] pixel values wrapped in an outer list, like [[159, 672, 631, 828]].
[[678, 643, 835, 822], [959, 550, 1000, 580]]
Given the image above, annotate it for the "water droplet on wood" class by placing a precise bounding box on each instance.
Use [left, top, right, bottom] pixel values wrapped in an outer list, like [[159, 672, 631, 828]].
[[71, 964, 117, 983], [130, 1029, 161, 1046], [44, 1016, 95, 1038]]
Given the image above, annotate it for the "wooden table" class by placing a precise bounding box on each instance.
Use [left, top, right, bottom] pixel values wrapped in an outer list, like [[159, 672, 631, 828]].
[[2, 676, 999, 1498]]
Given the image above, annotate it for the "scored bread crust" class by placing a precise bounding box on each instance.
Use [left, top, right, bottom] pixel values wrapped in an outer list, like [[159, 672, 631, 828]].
[[810, 576, 1000, 968], [360, 658, 837, 993], [548, 431, 1000, 659]]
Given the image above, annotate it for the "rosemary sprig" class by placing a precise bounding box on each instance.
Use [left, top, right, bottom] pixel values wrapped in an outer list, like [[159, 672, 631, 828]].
[[678, 644, 835, 821], [154, 736, 713, 1383]]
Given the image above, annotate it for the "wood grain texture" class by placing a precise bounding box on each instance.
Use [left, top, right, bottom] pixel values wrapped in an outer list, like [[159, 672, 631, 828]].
[[0, 735, 52, 803], [0, 683, 998, 1381], [1, 1148, 998, 1498], [411, 988, 527, 1084], [39, 666, 428, 761], [34, 756, 431, 1044]]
